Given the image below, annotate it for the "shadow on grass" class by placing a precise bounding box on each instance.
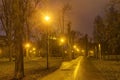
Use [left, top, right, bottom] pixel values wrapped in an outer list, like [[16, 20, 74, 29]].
[[22, 67, 59, 80]]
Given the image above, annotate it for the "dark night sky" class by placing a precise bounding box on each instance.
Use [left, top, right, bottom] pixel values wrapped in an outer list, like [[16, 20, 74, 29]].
[[0, 0, 110, 37], [48, 0, 109, 37]]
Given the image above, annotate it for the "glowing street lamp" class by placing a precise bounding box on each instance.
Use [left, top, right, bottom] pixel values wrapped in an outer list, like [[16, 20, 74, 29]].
[[29, 50, 32, 53], [43, 15, 51, 25], [73, 45, 77, 49], [24, 43, 31, 58], [76, 48, 80, 52], [98, 43, 101, 60], [52, 37, 57, 40], [64, 50, 67, 54], [44, 16, 50, 21], [73, 45, 80, 52], [59, 37, 66, 59], [60, 38, 65, 43], [32, 47, 36, 51], [44, 15, 51, 69], [59, 37, 66, 45], [72, 45, 79, 59], [25, 43, 30, 48], [81, 49, 85, 53]]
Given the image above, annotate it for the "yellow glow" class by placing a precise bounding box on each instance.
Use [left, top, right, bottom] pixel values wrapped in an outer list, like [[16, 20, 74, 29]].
[[25, 43, 31, 48], [53, 37, 57, 40], [73, 45, 80, 52], [33, 52, 36, 54], [72, 50, 74, 52], [65, 51, 67, 54], [74, 58, 82, 80], [98, 44, 101, 48], [81, 50, 85, 53], [32, 47, 36, 51], [76, 48, 80, 52], [90, 50, 94, 54], [73, 45, 77, 49], [29, 50, 32, 53], [60, 38, 65, 43], [44, 16, 50, 22], [60, 39, 64, 43]]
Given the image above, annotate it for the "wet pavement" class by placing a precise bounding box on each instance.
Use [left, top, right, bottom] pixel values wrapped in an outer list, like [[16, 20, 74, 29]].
[[39, 56, 105, 80], [76, 57, 105, 80]]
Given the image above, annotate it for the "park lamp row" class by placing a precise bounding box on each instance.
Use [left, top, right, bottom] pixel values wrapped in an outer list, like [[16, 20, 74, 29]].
[[24, 43, 36, 50], [73, 44, 80, 52]]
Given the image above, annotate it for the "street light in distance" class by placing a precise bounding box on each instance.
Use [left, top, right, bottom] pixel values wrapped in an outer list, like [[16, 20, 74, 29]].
[[25, 43, 31, 48], [59, 37, 66, 45], [24, 43, 31, 59]]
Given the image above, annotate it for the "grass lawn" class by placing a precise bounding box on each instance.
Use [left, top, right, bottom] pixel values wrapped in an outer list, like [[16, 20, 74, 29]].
[[90, 58, 120, 80], [0, 57, 62, 80]]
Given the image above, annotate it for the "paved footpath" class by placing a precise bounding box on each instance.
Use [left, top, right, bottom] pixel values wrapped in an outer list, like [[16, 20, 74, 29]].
[[76, 57, 105, 80], [38, 56, 105, 80]]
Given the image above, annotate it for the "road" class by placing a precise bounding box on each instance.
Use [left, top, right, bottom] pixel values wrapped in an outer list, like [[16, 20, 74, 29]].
[[39, 56, 105, 80]]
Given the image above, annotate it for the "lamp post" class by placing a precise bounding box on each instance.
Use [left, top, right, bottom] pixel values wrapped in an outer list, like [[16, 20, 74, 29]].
[[44, 15, 51, 69], [98, 43, 101, 60], [73, 44, 80, 58], [25, 43, 31, 59], [59, 37, 66, 59], [59, 37, 65, 45]]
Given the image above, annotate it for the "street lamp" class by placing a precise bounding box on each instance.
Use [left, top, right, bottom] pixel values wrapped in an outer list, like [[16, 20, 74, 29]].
[[45, 16, 50, 21], [59, 37, 66, 59], [98, 43, 101, 60], [73, 45, 80, 59], [81, 49, 85, 53], [25, 43, 30, 48], [59, 37, 66, 45], [25, 43, 31, 58], [73, 45, 77, 49], [60, 38, 65, 43], [76, 48, 80, 52], [32, 47, 36, 51], [44, 15, 51, 69]]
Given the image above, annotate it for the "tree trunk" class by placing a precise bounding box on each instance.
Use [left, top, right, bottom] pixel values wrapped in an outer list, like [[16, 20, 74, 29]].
[[14, 41, 24, 79], [9, 45, 12, 62]]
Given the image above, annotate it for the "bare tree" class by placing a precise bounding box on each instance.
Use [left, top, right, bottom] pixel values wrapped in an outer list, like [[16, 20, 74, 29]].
[[0, 0, 43, 79], [0, 0, 15, 61], [61, 2, 72, 34]]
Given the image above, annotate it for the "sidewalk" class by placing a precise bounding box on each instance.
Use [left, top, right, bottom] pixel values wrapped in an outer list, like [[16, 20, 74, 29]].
[[76, 57, 105, 80], [38, 57, 82, 80]]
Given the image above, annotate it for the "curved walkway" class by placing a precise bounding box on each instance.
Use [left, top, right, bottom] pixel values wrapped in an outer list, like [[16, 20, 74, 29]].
[[38, 56, 105, 80]]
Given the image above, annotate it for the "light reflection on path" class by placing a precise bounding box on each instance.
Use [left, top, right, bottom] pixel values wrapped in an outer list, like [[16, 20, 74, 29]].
[[39, 56, 105, 80]]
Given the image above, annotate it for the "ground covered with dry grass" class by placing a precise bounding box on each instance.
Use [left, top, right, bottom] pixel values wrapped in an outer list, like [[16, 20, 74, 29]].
[[90, 58, 120, 80], [0, 57, 62, 80]]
